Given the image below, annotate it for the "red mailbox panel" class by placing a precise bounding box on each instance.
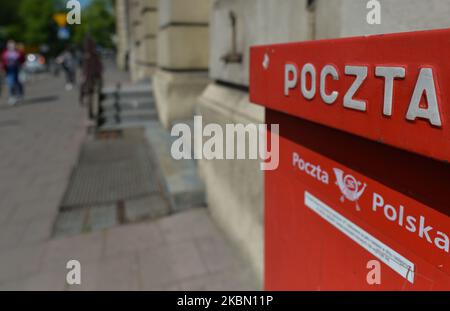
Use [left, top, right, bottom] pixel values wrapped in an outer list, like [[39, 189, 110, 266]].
[[250, 29, 450, 290], [250, 29, 450, 163]]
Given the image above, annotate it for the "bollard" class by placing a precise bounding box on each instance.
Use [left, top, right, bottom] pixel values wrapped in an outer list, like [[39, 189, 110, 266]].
[[114, 82, 122, 124]]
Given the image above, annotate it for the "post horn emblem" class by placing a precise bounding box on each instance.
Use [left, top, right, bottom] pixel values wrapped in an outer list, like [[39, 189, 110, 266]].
[[333, 168, 367, 211]]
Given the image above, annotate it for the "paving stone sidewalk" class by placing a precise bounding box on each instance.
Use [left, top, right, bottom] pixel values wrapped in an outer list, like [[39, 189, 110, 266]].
[[0, 67, 258, 291]]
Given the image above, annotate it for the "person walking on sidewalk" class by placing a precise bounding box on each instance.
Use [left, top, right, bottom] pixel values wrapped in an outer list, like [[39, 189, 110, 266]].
[[1, 40, 25, 105], [56, 45, 77, 91], [80, 36, 103, 120]]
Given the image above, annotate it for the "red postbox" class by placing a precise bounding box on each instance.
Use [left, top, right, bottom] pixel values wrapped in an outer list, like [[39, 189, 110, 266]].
[[250, 29, 450, 290]]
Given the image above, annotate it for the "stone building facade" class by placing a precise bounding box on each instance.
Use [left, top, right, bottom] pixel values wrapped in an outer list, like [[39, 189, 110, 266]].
[[116, 0, 158, 80], [115, 0, 450, 285], [154, 0, 211, 129]]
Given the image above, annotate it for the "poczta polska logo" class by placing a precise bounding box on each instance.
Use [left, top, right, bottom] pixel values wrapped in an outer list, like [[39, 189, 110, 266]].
[[333, 168, 367, 212]]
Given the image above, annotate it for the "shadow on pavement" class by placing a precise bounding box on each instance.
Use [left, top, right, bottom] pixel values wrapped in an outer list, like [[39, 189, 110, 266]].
[[22, 95, 60, 105]]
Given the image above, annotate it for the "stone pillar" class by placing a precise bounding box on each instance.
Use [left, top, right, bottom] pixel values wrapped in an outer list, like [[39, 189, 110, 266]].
[[128, 0, 143, 81], [127, 0, 159, 81], [153, 0, 211, 129], [315, 0, 450, 39], [139, 0, 159, 77], [198, 0, 312, 285], [115, 0, 130, 71]]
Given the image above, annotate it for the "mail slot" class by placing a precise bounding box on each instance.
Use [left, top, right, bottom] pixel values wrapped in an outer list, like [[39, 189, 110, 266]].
[[250, 29, 450, 290]]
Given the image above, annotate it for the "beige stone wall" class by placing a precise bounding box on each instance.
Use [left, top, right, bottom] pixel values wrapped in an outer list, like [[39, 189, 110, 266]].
[[153, 70, 211, 127], [315, 0, 450, 39], [200, 0, 312, 284], [156, 0, 211, 70], [210, 0, 312, 86], [153, 0, 211, 129], [157, 27, 209, 70], [158, 0, 211, 26], [125, 0, 159, 81], [127, 0, 141, 81], [139, 0, 159, 77], [197, 84, 265, 284], [115, 0, 129, 71], [118, 0, 450, 80]]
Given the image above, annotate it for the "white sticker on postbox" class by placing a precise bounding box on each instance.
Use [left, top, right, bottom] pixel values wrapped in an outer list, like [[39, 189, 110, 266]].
[[304, 191, 415, 283]]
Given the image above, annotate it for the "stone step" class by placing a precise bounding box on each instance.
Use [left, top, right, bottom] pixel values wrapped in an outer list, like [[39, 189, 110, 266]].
[[102, 108, 157, 118], [101, 100, 155, 111], [101, 115, 158, 127], [100, 120, 156, 131], [143, 120, 205, 212], [103, 91, 153, 101], [102, 84, 153, 99]]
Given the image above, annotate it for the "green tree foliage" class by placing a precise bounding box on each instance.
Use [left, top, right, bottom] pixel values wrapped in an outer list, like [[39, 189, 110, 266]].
[[73, 0, 116, 48], [0, 0, 115, 51], [0, 0, 24, 43], [18, 0, 57, 45]]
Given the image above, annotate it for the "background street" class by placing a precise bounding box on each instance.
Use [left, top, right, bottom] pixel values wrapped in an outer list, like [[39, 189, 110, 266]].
[[0, 62, 257, 290]]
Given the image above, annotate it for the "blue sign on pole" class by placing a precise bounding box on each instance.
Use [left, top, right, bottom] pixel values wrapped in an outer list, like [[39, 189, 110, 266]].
[[57, 27, 71, 40]]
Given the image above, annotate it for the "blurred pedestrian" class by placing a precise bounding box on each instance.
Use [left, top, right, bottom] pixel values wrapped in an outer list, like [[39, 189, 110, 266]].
[[1, 40, 25, 105], [0, 65, 3, 98], [80, 36, 103, 119], [56, 45, 77, 91]]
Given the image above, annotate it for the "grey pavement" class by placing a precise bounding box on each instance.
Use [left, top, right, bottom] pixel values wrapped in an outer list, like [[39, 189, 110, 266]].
[[0, 65, 258, 291]]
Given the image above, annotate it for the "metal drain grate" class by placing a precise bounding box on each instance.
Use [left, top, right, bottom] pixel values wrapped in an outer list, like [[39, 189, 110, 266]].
[[61, 133, 160, 210], [53, 91, 172, 238]]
